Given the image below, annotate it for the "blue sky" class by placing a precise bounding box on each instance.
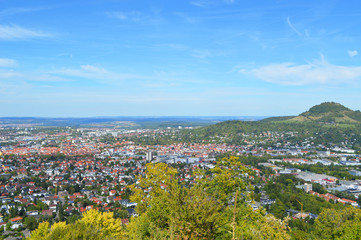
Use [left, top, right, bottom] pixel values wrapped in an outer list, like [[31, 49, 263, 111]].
[[1, 0, 360, 117]]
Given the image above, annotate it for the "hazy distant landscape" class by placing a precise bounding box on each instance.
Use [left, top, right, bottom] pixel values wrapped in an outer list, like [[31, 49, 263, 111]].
[[2, 0, 361, 239], [1, 102, 361, 239], [0, 116, 268, 128]]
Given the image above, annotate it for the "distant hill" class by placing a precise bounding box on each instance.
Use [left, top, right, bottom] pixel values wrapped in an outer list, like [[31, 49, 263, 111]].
[[261, 102, 361, 124], [192, 102, 361, 145]]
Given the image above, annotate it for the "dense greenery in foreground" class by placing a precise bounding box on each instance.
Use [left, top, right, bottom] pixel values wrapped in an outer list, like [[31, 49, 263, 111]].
[[28, 157, 361, 239], [29, 157, 290, 239]]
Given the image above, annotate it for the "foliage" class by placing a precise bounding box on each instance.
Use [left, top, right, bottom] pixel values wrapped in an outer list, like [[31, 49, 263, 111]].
[[24, 216, 39, 231], [264, 175, 337, 215], [314, 207, 361, 239], [197, 156, 250, 204], [128, 158, 290, 239], [234, 208, 290, 240], [28, 156, 361, 240], [312, 183, 327, 194], [28, 209, 125, 240], [302, 102, 350, 116], [130, 162, 178, 215]]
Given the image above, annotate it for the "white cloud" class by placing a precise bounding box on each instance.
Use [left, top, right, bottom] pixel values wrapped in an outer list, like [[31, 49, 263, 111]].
[[190, 0, 213, 8], [190, 0, 234, 7], [106, 11, 142, 22], [29, 75, 73, 82], [0, 24, 52, 40], [286, 17, 303, 37], [0, 69, 21, 79], [80, 65, 108, 74], [53, 65, 141, 82], [106, 11, 165, 26], [0, 7, 46, 17], [245, 57, 361, 86], [191, 50, 213, 59], [0, 58, 17, 67], [155, 43, 188, 51], [55, 65, 109, 78], [348, 50, 358, 57], [191, 49, 226, 59], [106, 11, 128, 20]]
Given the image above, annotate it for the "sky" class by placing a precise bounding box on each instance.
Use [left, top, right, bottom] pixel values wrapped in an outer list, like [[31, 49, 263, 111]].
[[1, 0, 361, 117]]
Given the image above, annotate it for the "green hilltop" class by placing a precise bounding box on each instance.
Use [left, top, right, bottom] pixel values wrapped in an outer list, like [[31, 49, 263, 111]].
[[262, 102, 361, 124]]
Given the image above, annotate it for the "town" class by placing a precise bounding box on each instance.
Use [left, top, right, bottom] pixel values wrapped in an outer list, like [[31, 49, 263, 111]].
[[0, 124, 360, 239]]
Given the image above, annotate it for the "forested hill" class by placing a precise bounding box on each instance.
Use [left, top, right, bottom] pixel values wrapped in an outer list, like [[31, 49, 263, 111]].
[[192, 102, 361, 149], [261, 102, 361, 124]]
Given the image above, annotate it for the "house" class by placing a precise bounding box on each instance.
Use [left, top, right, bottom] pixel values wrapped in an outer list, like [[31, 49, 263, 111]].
[[41, 209, 54, 217], [9, 217, 23, 229], [339, 198, 359, 207], [26, 210, 39, 216], [296, 183, 313, 192]]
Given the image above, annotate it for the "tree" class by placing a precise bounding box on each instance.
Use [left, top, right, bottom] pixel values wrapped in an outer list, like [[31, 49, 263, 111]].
[[128, 173, 224, 239], [57, 203, 65, 222], [314, 207, 361, 239], [128, 158, 290, 239], [6, 221, 12, 231], [28, 209, 125, 240], [312, 182, 327, 194], [167, 185, 223, 239], [24, 216, 38, 231], [130, 162, 178, 215], [232, 206, 290, 240], [28, 221, 50, 239], [196, 156, 250, 204], [79, 209, 124, 238]]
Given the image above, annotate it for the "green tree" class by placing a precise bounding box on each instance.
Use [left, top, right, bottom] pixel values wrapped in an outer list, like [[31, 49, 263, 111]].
[[128, 158, 290, 239], [197, 156, 250, 204], [24, 216, 39, 231], [28, 209, 125, 240], [314, 207, 361, 239]]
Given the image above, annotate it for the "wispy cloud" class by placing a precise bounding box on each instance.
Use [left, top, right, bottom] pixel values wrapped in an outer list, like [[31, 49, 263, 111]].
[[348, 50, 358, 57], [53, 65, 141, 82], [286, 17, 303, 37], [108, 12, 128, 20], [106, 11, 143, 22], [190, 0, 234, 7], [0, 24, 52, 40], [191, 49, 226, 59], [106, 11, 164, 25], [0, 69, 21, 79], [155, 43, 189, 51], [54, 65, 110, 78], [29, 75, 73, 82], [0, 58, 17, 67], [190, 0, 214, 8], [80, 65, 108, 74], [174, 12, 196, 24], [0, 7, 47, 17], [56, 53, 73, 59], [0, 68, 72, 83], [243, 56, 361, 86]]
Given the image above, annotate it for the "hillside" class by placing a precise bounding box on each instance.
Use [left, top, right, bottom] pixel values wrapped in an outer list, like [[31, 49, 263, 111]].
[[191, 102, 361, 148], [262, 102, 361, 124]]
